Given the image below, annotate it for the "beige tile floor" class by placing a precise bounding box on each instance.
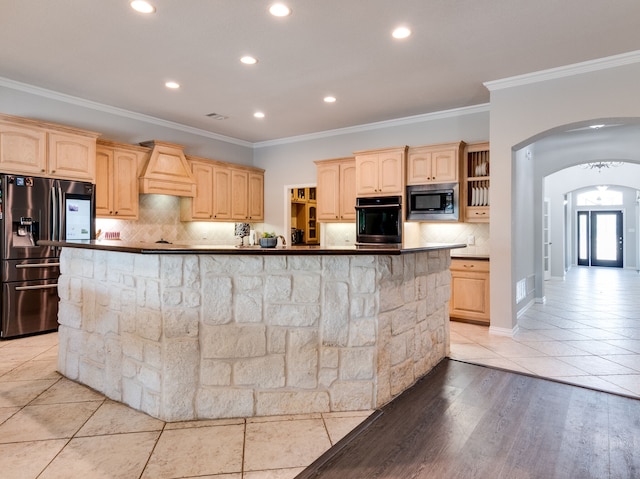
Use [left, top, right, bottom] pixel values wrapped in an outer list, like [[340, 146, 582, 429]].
[[0, 332, 372, 479], [450, 266, 640, 398]]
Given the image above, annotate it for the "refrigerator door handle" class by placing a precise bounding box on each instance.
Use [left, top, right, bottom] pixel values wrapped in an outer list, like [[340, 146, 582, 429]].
[[50, 185, 58, 241], [16, 262, 61, 269], [15, 284, 58, 291], [57, 184, 63, 241]]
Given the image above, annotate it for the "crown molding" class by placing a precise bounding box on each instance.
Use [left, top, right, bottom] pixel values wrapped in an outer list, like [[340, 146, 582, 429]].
[[253, 103, 491, 149], [485, 50, 640, 91], [0, 77, 253, 148]]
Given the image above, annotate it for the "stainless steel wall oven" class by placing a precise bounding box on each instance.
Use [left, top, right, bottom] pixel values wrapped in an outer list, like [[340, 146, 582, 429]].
[[355, 196, 402, 244]]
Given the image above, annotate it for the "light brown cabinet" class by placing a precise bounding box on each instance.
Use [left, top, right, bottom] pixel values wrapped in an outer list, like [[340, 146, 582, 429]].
[[354, 146, 406, 196], [315, 157, 357, 221], [95, 140, 148, 219], [181, 157, 264, 222], [0, 113, 99, 181], [230, 168, 265, 221], [406, 142, 463, 185], [449, 258, 490, 324], [462, 142, 490, 223]]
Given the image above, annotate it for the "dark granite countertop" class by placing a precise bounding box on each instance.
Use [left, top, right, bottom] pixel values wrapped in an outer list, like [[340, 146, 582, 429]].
[[40, 240, 467, 256]]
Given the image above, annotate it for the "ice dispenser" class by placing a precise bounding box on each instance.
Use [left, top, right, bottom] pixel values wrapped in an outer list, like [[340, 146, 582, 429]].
[[14, 216, 37, 247]]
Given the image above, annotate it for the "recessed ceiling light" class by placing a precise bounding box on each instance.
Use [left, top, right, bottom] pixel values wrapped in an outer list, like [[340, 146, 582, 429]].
[[392, 26, 411, 39], [130, 1, 156, 14], [324, 96, 337, 103], [240, 56, 258, 65], [165, 81, 180, 89], [590, 124, 605, 129], [254, 112, 265, 119], [269, 3, 292, 17]]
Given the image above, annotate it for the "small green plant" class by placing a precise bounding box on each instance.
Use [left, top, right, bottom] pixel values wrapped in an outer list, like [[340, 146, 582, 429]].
[[262, 232, 276, 238]]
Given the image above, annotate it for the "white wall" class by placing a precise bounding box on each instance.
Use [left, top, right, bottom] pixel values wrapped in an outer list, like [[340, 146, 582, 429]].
[[488, 57, 640, 333]]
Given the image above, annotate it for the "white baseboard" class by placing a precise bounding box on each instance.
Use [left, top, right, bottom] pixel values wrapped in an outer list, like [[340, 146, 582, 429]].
[[489, 324, 520, 337]]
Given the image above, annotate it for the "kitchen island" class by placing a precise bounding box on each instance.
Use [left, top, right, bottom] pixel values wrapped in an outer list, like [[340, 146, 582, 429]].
[[44, 240, 465, 421]]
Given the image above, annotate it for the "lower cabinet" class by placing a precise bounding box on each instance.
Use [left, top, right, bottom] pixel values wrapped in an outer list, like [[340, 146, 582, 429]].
[[449, 258, 490, 324]]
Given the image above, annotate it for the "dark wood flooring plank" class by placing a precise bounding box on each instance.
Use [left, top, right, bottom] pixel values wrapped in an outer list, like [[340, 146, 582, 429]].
[[298, 359, 640, 479], [607, 394, 640, 479]]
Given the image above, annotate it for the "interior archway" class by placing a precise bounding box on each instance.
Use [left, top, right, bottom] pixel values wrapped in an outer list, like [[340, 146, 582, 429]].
[[511, 118, 640, 318]]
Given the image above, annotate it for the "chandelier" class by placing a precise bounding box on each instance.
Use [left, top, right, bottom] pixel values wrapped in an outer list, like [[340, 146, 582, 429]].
[[580, 161, 624, 173]]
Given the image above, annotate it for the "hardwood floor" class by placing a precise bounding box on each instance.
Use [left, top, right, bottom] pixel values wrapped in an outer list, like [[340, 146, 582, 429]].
[[297, 359, 640, 479]]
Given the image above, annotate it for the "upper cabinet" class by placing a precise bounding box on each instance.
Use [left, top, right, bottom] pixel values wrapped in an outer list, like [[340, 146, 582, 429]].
[[230, 168, 265, 221], [95, 140, 148, 219], [354, 146, 406, 197], [0, 113, 99, 181], [406, 142, 464, 185], [315, 157, 356, 221], [181, 157, 264, 222], [462, 142, 490, 223]]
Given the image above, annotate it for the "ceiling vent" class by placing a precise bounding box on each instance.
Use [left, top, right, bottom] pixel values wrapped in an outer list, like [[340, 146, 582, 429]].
[[206, 112, 228, 120], [138, 140, 196, 197]]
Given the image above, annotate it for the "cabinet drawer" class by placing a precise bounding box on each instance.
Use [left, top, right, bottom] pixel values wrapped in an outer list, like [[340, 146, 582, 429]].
[[450, 259, 489, 273]]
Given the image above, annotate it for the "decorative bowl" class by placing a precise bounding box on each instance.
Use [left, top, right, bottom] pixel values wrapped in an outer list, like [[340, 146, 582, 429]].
[[259, 237, 277, 248]]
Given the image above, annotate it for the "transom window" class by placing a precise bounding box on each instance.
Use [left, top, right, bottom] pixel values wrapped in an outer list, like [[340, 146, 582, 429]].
[[576, 187, 623, 206]]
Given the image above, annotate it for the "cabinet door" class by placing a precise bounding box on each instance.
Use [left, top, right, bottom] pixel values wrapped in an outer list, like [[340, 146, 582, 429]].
[[248, 172, 264, 221], [212, 166, 232, 220], [450, 260, 490, 323], [112, 150, 140, 218], [0, 122, 47, 174], [48, 132, 96, 181], [95, 147, 114, 216], [378, 152, 403, 194], [407, 150, 432, 185], [355, 155, 379, 196], [317, 163, 340, 220], [187, 161, 214, 220], [339, 161, 357, 220], [431, 149, 458, 182], [231, 169, 249, 220]]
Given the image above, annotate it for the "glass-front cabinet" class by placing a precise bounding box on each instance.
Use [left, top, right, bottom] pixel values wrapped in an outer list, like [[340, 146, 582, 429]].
[[290, 187, 319, 244]]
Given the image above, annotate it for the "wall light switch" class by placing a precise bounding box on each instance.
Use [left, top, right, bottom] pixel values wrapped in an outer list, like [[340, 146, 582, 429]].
[[467, 235, 475, 246]]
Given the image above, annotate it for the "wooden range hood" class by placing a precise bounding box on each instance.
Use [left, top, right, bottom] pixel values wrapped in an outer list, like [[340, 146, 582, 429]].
[[138, 140, 196, 197]]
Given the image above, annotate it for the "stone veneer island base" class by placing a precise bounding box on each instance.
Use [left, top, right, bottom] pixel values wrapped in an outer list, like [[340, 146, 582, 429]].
[[54, 243, 457, 421]]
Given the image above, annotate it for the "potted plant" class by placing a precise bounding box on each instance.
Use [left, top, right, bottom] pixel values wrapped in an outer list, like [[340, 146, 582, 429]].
[[259, 232, 277, 248]]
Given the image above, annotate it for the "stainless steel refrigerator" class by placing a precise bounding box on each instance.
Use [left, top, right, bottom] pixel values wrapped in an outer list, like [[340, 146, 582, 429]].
[[0, 174, 95, 339]]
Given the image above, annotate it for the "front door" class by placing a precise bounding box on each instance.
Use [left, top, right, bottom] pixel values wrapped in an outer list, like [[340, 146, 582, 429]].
[[577, 210, 623, 267]]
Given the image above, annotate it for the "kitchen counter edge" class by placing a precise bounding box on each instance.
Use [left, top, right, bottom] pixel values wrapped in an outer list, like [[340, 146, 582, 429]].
[[40, 240, 467, 256]]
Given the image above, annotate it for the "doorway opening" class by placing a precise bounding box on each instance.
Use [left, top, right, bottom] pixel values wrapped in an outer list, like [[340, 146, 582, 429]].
[[577, 210, 623, 267], [284, 184, 319, 246]]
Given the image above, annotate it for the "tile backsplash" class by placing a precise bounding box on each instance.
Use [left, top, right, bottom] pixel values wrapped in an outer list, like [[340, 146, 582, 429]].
[[95, 194, 260, 245], [96, 194, 489, 254], [419, 222, 490, 256]]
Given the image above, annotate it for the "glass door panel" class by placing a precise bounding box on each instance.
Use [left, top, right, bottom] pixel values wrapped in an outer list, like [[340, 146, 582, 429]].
[[591, 211, 623, 267]]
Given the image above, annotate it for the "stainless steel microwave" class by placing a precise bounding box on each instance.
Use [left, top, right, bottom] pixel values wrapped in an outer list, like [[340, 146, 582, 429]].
[[406, 183, 459, 221]]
